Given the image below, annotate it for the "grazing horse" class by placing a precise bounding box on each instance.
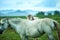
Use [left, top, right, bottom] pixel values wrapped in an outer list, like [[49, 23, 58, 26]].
[[0, 18, 60, 40]]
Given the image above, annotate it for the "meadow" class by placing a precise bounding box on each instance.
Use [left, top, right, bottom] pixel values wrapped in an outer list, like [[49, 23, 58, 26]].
[[0, 14, 60, 40]]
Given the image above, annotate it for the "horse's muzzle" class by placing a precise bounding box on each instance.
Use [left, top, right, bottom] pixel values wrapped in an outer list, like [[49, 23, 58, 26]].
[[0, 29, 3, 34]]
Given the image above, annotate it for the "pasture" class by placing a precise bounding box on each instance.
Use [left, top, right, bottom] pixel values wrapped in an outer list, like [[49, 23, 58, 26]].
[[0, 15, 60, 40]]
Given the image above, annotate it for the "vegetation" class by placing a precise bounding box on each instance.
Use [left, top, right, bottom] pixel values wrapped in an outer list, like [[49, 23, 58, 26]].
[[0, 12, 60, 40], [54, 10, 60, 15]]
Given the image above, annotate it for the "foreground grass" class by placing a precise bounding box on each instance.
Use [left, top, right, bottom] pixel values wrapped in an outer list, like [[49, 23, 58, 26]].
[[0, 29, 20, 40], [0, 28, 58, 40]]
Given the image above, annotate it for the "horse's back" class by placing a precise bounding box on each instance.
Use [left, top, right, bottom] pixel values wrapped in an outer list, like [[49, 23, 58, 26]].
[[24, 20, 43, 37]]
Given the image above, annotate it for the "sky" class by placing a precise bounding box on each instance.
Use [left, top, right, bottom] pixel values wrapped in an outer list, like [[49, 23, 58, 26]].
[[0, 0, 60, 11]]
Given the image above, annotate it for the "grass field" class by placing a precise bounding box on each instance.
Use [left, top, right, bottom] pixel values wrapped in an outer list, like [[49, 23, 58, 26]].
[[0, 15, 60, 40]]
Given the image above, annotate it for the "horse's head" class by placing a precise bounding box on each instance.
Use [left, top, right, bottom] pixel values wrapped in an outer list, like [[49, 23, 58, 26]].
[[0, 18, 9, 34]]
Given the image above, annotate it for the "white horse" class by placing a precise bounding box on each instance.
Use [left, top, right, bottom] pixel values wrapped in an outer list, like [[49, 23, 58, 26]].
[[0, 18, 60, 40]]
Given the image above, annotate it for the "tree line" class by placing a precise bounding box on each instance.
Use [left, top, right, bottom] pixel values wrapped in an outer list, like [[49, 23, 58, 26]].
[[36, 10, 60, 16]]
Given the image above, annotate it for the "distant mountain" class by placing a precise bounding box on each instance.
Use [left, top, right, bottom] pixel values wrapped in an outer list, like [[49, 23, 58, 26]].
[[0, 10, 57, 16], [24, 10, 38, 15], [0, 10, 38, 16], [0, 12, 5, 16]]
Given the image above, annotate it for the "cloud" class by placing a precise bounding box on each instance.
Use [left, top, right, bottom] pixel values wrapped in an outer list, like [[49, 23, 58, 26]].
[[0, 0, 60, 11], [35, 0, 57, 8], [55, 0, 60, 10]]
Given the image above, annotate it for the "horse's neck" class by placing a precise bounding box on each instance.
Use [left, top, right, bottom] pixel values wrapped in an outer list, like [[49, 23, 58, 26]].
[[8, 18, 24, 29]]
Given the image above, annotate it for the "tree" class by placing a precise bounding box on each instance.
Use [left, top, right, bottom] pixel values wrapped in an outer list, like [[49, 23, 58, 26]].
[[54, 10, 60, 15], [36, 11, 44, 16], [48, 13, 51, 15]]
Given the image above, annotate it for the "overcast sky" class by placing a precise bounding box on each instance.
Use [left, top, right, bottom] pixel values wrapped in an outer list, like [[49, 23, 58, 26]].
[[0, 0, 60, 11]]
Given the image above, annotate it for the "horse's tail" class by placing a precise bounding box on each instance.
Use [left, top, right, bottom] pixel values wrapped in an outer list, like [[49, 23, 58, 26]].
[[53, 21, 60, 40]]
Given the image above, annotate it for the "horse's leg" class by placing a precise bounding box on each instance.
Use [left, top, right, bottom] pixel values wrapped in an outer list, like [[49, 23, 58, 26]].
[[47, 32, 55, 40], [20, 34, 28, 40], [42, 24, 55, 40]]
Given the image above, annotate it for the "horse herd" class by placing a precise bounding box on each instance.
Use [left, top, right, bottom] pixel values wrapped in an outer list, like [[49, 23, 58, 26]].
[[0, 15, 60, 40]]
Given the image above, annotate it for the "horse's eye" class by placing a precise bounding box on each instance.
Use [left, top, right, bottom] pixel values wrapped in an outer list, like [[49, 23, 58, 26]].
[[2, 23, 4, 25], [0, 22, 4, 25]]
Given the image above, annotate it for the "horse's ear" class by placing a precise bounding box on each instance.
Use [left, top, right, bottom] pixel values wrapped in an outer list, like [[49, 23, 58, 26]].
[[32, 16, 34, 20], [27, 14, 35, 20], [27, 15, 31, 20]]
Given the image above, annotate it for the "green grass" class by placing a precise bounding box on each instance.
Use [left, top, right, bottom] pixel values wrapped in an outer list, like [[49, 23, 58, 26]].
[[0, 15, 60, 40], [0, 29, 20, 40], [0, 29, 58, 40]]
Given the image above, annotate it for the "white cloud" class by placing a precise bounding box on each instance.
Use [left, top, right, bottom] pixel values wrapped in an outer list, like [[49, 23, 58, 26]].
[[0, 0, 60, 11], [55, 0, 60, 10]]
